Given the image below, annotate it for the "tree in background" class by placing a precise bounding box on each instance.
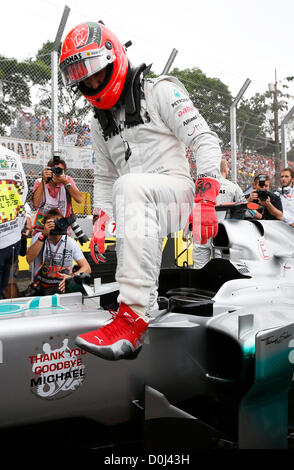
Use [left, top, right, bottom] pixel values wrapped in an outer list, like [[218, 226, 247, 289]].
[[1, 44, 293, 164], [0, 42, 92, 140], [237, 77, 293, 156], [0, 55, 48, 135], [236, 92, 271, 155], [34, 41, 92, 122]]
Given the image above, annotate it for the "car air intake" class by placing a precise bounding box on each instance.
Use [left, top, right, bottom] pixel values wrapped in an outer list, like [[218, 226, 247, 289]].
[[169, 296, 214, 317]]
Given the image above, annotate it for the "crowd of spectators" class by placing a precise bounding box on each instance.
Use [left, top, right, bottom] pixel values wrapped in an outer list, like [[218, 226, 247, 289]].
[[63, 119, 92, 147], [222, 150, 276, 191], [9, 112, 294, 193], [12, 112, 294, 184], [3, 144, 294, 298], [11, 110, 52, 142], [186, 148, 294, 191], [11, 111, 93, 147]]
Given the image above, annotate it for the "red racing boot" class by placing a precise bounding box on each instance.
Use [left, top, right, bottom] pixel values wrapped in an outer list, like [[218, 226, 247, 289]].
[[75, 303, 149, 361]]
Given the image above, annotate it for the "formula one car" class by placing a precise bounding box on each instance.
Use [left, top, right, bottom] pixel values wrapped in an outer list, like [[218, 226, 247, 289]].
[[1, 203, 294, 450]]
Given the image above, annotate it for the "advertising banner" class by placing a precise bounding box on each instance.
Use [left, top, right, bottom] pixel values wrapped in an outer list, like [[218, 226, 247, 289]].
[[0, 137, 94, 169]]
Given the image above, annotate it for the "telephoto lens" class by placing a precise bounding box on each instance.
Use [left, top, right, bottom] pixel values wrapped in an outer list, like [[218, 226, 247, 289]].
[[71, 220, 89, 245]]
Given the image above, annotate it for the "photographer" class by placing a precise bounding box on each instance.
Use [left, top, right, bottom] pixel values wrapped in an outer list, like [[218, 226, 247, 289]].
[[32, 155, 83, 234], [274, 167, 294, 227], [246, 174, 283, 221], [26, 208, 91, 295]]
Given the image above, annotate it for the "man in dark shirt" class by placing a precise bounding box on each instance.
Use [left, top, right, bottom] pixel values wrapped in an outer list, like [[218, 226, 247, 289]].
[[246, 174, 283, 220]]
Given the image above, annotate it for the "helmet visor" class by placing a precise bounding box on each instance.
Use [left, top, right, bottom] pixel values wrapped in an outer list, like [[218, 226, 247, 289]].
[[60, 47, 115, 87]]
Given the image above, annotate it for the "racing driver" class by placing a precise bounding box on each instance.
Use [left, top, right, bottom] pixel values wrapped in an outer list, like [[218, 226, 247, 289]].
[[59, 21, 222, 360]]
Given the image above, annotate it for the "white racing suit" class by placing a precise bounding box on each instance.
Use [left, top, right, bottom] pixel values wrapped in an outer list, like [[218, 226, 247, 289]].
[[193, 176, 244, 269], [91, 74, 222, 312]]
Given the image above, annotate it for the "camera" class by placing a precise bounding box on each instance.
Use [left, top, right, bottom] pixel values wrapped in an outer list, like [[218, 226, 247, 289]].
[[47, 153, 63, 181], [257, 189, 269, 201], [51, 166, 63, 176], [50, 216, 70, 236], [50, 214, 89, 245], [22, 280, 43, 297], [256, 174, 269, 202]]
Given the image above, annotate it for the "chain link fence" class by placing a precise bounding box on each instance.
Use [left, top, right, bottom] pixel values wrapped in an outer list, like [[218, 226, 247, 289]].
[[1, 52, 294, 218], [0, 52, 95, 227]]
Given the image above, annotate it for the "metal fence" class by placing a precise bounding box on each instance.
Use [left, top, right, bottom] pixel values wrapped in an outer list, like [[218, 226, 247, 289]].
[[1, 51, 294, 218], [0, 51, 95, 219]]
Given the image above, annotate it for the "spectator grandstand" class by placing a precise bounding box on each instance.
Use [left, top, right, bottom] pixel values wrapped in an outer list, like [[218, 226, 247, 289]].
[[186, 147, 294, 192], [3, 119, 294, 218], [11, 112, 92, 147]]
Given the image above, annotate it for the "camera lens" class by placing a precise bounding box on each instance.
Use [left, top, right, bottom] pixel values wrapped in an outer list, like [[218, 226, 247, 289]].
[[257, 189, 268, 201], [55, 217, 68, 230], [71, 220, 89, 245], [51, 166, 63, 176], [50, 217, 69, 235]]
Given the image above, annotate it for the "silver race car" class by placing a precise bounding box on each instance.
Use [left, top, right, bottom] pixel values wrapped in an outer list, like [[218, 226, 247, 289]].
[[1, 203, 294, 450]]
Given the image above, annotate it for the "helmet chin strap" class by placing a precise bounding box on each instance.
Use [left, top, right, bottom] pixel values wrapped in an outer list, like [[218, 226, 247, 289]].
[[93, 63, 152, 137], [93, 62, 152, 162], [122, 63, 147, 113]]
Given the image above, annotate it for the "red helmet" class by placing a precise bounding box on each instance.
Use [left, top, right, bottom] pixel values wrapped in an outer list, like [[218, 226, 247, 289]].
[[59, 22, 129, 109]]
